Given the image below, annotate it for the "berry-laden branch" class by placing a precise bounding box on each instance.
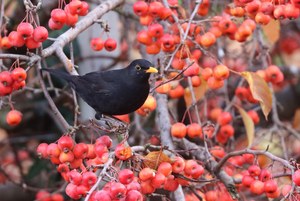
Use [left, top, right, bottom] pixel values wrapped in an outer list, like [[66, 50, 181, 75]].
[[181, 138, 240, 200], [213, 148, 297, 200], [40, 0, 124, 71], [84, 158, 114, 201], [155, 93, 186, 201]]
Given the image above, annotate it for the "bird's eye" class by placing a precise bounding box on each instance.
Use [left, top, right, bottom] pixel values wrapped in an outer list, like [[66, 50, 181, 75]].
[[135, 65, 141, 71]]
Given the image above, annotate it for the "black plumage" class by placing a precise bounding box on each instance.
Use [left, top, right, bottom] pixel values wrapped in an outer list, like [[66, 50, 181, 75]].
[[43, 59, 157, 118]]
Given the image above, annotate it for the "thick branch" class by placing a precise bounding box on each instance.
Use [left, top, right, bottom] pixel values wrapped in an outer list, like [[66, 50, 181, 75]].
[[155, 93, 186, 201], [42, 0, 124, 58]]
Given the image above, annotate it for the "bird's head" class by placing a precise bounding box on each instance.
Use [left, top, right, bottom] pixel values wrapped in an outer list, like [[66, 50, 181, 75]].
[[128, 59, 158, 80]]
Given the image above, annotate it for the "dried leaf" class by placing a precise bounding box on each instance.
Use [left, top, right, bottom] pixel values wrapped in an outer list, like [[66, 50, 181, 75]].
[[293, 108, 300, 129], [237, 106, 255, 148], [241, 71, 272, 120], [184, 78, 207, 107], [262, 19, 280, 46], [143, 151, 172, 169]]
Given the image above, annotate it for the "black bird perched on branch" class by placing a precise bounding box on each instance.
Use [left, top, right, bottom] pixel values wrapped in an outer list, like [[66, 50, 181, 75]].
[[43, 59, 157, 119]]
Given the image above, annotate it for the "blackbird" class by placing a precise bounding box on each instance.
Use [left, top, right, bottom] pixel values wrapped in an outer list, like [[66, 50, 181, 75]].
[[43, 59, 157, 119]]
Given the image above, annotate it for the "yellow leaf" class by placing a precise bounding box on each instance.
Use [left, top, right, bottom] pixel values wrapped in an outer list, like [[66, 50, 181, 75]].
[[241, 71, 272, 120], [143, 151, 172, 169], [293, 109, 300, 129], [237, 106, 255, 148], [262, 19, 280, 46], [184, 77, 207, 107]]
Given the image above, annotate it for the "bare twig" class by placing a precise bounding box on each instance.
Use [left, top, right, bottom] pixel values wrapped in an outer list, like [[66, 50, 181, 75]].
[[84, 158, 114, 201]]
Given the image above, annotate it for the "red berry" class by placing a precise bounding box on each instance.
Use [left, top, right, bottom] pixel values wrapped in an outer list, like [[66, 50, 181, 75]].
[[163, 175, 179, 192], [94, 190, 112, 201], [104, 38, 117, 51], [147, 23, 164, 38], [12, 80, 26, 91], [73, 143, 88, 159], [8, 31, 25, 47], [47, 143, 61, 158], [148, 2, 164, 18], [58, 135, 74, 152], [248, 165, 261, 177], [250, 180, 265, 195], [67, 170, 82, 185], [171, 122, 187, 138], [65, 183, 81, 200], [0, 71, 13, 86], [17, 22, 34, 38], [90, 38, 104, 51], [139, 167, 155, 181], [0, 37, 12, 49], [293, 169, 300, 186], [33, 26, 48, 42], [25, 37, 41, 49], [78, 1, 89, 16], [157, 162, 172, 176], [94, 143, 109, 157], [51, 8, 67, 24], [220, 124, 235, 137], [59, 151, 74, 163], [217, 111, 232, 126], [133, 1, 148, 16], [187, 123, 202, 138], [68, 0, 83, 15], [48, 18, 64, 30], [110, 182, 127, 200], [118, 169, 134, 185], [96, 135, 112, 148], [213, 65, 230, 80], [125, 190, 143, 201], [242, 175, 255, 188], [36, 143, 48, 159], [172, 156, 185, 173], [6, 110, 22, 126], [150, 172, 166, 188], [82, 171, 97, 187], [264, 180, 278, 194]]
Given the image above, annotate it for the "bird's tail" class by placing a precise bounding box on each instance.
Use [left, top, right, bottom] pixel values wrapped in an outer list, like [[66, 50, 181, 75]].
[[41, 68, 73, 82]]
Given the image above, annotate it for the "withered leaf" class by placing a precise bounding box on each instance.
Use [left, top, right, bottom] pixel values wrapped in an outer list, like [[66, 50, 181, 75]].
[[143, 151, 172, 170], [237, 105, 255, 148], [241, 71, 272, 120]]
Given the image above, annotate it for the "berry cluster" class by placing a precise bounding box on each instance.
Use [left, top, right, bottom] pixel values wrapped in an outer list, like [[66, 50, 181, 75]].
[[36, 135, 135, 200], [90, 37, 117, 52], [35, 190, 64, 201], [0, 23, 48, 49], [0, 67, 27, 96], [241, 165, 281, 198], [49, 0, 89, 30], [37, 135, 112, 170]]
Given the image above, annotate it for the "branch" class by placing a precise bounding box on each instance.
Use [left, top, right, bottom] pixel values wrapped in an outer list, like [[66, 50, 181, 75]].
[[41, 0, 124, 67], [0, 53, 31, 61], [37, 62, 71, 132], [155, 93, 188, 201], [84, 158, 114, 201]]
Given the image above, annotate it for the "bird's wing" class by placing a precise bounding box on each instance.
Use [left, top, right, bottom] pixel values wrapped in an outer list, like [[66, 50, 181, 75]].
[[76, 72, 117, 95]]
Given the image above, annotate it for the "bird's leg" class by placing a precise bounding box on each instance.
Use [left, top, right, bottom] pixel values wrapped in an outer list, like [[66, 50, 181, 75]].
[[95, 112, 103, 120], [102, 115, 129, 133]]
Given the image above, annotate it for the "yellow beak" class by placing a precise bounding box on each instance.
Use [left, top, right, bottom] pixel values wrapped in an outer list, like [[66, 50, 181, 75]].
[[146, 67, 158, 73]]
